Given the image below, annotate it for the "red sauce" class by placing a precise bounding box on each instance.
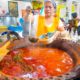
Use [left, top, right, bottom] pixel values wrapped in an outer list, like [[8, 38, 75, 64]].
[[0, 47, 74, 78]]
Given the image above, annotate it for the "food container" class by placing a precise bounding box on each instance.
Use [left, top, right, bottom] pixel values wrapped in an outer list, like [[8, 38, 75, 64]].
[[2, 16, 17, 26], [0, 31, 80, 80]]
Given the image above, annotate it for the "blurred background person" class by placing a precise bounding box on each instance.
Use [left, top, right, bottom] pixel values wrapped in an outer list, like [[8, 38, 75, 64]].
[[22, 5, 33, 37], [67, 12, 80, 34]]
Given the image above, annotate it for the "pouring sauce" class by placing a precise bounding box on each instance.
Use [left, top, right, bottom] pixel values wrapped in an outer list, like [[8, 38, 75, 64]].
[[0, 47, 74, 78]]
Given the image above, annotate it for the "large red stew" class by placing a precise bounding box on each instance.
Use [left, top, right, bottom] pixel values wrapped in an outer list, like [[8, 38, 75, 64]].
[[0, 47, 73, 78]]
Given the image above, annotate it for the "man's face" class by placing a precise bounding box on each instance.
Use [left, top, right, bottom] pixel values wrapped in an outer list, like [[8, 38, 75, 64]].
[[44, 1, 55, 17]]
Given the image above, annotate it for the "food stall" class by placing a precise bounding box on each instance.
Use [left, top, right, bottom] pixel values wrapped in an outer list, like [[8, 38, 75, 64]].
[[0, 0, 80, 80]]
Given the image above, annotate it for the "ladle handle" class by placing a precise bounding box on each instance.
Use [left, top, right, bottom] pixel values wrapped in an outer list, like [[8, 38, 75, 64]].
[[7, 31, 20, 40]]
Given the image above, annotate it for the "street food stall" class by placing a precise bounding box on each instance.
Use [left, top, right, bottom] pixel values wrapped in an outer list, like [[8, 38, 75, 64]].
[[0, 0, 80, 80]]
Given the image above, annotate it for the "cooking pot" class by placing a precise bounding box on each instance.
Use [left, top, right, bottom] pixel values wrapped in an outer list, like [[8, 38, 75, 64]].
[[0, 31, 80, 80], [1, 16, 17, 26]]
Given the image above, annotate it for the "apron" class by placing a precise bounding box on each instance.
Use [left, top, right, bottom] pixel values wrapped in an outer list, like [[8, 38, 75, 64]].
[[36, 15, 59, 37]]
